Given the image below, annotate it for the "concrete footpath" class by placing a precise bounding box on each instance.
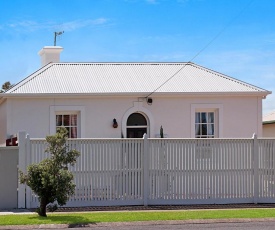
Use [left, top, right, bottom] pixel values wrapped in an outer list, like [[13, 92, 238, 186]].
[[0, 209, 35, 215]]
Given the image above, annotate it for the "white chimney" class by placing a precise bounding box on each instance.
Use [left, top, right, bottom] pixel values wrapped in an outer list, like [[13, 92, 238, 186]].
[[38, 46, 63, 66]]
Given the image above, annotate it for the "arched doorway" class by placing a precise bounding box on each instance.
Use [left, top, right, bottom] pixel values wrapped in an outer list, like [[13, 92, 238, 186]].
[[126, 113, 148, 138]]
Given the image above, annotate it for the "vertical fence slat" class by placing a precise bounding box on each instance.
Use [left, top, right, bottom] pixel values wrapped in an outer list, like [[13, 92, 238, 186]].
[[253, 134, 259, 204]]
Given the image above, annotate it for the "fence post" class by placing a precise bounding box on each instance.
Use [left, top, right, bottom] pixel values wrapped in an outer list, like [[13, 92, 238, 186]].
[[143, 133, 149, 206], [25, 134, 31, 209], [18, 131, 27, 209], [253, 133, 259, 204]]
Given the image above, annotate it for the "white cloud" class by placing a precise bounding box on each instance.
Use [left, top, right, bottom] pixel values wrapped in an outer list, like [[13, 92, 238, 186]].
[[56, 18, 109, 32], [3, 18, 109, 32], [7, 20, 47, 31]]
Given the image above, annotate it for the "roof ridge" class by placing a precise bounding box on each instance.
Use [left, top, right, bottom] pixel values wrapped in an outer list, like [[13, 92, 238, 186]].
[[53, 62, 190, 65]]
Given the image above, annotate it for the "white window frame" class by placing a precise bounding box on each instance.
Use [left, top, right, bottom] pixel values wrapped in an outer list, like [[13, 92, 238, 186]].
[[191, 104, 223, 138], [56, 113, 78, 138], [50, 106, 85, 138], [195, 111, 215, 138]]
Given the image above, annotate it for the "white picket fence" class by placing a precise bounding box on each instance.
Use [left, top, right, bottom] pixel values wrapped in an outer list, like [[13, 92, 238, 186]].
[[17, 133, 275, 209]]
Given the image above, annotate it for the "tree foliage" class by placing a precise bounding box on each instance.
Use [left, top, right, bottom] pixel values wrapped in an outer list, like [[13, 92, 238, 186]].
[[0, 81, 13, 93], [19, 127, 80, 217]]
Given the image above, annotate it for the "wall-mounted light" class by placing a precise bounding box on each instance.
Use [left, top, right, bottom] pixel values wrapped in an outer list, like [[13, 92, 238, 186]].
[[147, 97, 153, 105], [113, 118, 118, 128]]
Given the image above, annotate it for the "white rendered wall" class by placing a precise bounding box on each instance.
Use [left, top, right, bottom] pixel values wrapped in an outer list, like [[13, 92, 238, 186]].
[[3, 95, 263, 141], [0, 101, 7, 145], [263, 124, 275, 137]]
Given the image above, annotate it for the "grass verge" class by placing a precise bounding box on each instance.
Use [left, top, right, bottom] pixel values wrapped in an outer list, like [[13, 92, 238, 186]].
[[0, 209, 275, 226]]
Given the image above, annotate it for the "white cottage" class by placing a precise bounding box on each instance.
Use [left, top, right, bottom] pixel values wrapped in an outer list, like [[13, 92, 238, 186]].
[[0, 46, 271, 144]]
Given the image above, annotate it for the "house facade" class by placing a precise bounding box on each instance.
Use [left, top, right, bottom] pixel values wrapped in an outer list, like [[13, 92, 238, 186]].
[[263, 111, 275, 137], [0, 46, 271, 144]]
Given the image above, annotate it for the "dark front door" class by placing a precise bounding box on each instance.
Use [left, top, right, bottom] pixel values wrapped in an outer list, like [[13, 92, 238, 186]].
[[126, 113, 148, 138], [127, 128, 147, 138]]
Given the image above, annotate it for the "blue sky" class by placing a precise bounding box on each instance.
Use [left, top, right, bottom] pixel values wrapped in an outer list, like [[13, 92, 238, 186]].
[[0, 0, 274, 114]]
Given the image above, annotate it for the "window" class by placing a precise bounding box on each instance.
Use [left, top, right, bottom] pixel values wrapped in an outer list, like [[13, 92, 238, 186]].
[[191, 104, 223, 138], [195, 112, 214, 138], [50, 106, 85, 138], [56, 114, 77, 138]]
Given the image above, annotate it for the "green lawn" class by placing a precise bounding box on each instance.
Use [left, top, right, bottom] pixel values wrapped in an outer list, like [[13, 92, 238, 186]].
[[1, 208, 275, 226]]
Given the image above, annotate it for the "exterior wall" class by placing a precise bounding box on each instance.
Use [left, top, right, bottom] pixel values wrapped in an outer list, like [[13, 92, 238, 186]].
[[263, 123, 275, 137], [221, 96, 262, 137], [3, 95, 262, 140], [0, 101, 7, 145], [0, 147, 18, 209]]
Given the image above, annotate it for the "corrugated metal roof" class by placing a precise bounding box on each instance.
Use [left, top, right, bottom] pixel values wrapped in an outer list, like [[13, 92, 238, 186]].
[[5, 62, 270, 95], [263, 111, 275, 123]]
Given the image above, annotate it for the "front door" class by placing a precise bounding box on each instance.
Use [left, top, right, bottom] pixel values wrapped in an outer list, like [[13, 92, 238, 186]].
[[126, 113, 148, 138], [127, 128, 147, 138]]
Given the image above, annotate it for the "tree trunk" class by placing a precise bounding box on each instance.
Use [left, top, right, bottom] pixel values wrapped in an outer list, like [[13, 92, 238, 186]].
[[39, 197, 48, 217]]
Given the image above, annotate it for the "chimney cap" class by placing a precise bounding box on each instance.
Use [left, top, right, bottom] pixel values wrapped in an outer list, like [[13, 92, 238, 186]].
[[38, 46, 63, 55], [38, 46, 63, 66]]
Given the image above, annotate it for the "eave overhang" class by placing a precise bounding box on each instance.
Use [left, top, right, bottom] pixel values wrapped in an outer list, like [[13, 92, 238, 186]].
[[0, 90, 271, 99]]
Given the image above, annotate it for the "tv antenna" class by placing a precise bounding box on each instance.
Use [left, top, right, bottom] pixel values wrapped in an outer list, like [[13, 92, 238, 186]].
[[54, 31, 64, 46]]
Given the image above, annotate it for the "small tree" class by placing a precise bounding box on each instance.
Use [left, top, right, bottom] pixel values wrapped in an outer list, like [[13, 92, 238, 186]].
[[0, 81, 13, 93], [19, 127, 80, 217]]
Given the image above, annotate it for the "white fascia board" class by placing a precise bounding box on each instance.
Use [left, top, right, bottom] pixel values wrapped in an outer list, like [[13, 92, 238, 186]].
[[1, 92, 147, 98], [1, 90, 271, 99]]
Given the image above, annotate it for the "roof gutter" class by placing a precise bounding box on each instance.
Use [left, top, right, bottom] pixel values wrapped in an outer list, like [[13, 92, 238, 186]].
[[1, 91, 271, 99], [263, 120, 275, 125]]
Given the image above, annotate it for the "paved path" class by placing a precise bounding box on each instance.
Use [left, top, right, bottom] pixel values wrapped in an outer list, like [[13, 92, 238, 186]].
[[0, 209, 35, 215]]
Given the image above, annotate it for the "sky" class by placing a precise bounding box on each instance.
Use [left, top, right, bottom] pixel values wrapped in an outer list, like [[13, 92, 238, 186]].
[[0, 0, 274, 115]]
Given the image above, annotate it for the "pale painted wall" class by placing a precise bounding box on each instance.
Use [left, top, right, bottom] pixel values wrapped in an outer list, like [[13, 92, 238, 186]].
[[0, 100, 7, 145], [0, 147, 18, 209], [263, 123, 275, 137], [0, 95, 263, 144]]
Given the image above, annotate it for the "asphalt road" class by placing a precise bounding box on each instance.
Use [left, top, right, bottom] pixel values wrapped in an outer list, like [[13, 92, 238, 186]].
[[19, 219, 275, 230], [63, 221, 275, 230], [83, 221, 275, 230]]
